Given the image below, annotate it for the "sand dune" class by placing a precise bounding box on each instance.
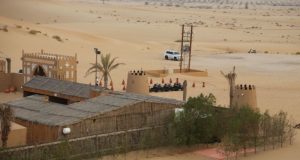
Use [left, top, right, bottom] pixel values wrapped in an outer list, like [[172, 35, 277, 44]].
[[0, 0, 299, 159]]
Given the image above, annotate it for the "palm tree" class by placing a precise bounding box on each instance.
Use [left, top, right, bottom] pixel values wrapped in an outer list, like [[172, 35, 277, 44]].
[[221, 66, 237, 107], [0, 103, 14, 148], [86, 53, 124, 89]]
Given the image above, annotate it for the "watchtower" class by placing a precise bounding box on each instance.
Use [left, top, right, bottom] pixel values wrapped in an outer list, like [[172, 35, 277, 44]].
[[232, 84, 257, 109], [126, 70, 149, 95], [22, 50, 78, 83]]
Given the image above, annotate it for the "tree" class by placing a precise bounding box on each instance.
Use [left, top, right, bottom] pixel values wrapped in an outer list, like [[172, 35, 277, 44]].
[[260, 110, 272, 151], [221, 66, 237, 107], [270, 113, 279, 149], [0, 103, 14, 148], [277, 111, 288, 148], [247, 108, 260, 154], [286, 117, 296, 145], [173, 93, 218, 146], [86, 53, 124, 89], [225, 106, 260, 157], [220, 134, 240, 160]]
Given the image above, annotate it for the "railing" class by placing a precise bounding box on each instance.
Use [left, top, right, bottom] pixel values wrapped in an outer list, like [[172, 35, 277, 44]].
[[0, 125, 170, 160]]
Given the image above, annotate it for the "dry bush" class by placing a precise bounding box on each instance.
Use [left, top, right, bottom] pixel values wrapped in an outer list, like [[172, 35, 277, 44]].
[[15, 25, 22, 29], [296, 52, 300, 55], [0, 25, 8, 32], [28, 30, 41, 35], [52, 35, 63, 42]]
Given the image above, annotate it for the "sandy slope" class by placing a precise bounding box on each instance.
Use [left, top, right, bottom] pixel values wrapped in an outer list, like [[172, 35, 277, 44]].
[[0, 0, 299, 159]]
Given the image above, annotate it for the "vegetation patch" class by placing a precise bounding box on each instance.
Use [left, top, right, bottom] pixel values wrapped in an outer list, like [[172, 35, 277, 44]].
[[15, 25, 22, 29], [52, 35, 63, 42], [172, 94, 296, 159], [28, 30, 41, 35], [0, 25, 8, 32]]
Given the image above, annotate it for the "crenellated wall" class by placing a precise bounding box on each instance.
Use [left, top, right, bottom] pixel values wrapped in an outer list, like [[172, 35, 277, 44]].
[[126, 70, 149, 95], [22, 50, 77, 83], [232, 84, 257, 109]]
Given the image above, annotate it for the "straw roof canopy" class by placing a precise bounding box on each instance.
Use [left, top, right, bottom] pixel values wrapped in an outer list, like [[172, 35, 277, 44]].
[[7, 91, 183, 126]]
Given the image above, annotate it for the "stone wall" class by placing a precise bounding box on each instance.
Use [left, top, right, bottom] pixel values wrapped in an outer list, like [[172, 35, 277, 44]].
[[0, 73, 24, 92]]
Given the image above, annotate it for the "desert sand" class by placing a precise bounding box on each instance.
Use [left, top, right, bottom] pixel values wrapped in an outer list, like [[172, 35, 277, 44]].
[[0, 0, 299, 159]]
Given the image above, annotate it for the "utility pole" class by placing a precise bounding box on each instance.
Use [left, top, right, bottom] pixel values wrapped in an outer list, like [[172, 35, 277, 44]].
[[188, 25, 193, 71], [183, 80, 187, 101], [179, 24, 193, 73], [94, 48, 101, 86], [180, 25, 184, 73]]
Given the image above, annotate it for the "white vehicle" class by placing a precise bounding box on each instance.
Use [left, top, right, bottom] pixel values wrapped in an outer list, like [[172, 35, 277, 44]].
[[164, 50, 181, 61]]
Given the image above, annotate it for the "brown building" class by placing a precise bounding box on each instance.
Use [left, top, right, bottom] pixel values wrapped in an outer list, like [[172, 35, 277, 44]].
[[0, 59, 6, 73], [0, 122, 27, 147], [6, 77, 183, 145], [0, 52, 23, 92], [21, 50, 78, 83]]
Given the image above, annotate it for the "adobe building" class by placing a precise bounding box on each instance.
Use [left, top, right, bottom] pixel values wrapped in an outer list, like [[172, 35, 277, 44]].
[[232, 84, 257, 109], [6, 76, 183, 145], [126, 70, 149, 95], [0, 52, 11, 73], [0, 52, 23, 92], [21, 50, 78, 83], [0, 59, 6, 73], [0, 122, 27, 147]]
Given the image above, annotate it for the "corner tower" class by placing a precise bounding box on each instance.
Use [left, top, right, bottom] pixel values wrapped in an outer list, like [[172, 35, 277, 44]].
[[232, 84, 257, 109], [126, 70, 149, 95]]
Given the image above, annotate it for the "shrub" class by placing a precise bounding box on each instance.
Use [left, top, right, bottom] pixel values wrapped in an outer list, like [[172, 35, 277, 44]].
[[28, 30, 41, 35], [0, 25, 8, 32], [52, 35, 63, 42], [173, 94, 219, 145], [15, 25, 22, 29], [296, 52, 300, 55]]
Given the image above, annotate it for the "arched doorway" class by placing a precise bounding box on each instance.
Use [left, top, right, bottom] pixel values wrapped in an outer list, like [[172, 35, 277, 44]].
[[33, 65, 46, 76]]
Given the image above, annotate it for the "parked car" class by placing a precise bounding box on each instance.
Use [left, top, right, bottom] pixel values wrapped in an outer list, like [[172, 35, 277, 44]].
[[164, 50, 181, 61]]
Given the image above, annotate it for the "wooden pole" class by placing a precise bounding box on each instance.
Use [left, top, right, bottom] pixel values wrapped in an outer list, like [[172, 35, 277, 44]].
[[188, 25, 193, 71], [183, 80, 187, 101], [179, 25, 184, 73]]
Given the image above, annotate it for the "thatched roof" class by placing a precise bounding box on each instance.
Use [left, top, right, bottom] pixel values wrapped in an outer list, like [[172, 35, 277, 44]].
[[23, 76, 100, 99], [6, 91, 183, 126]]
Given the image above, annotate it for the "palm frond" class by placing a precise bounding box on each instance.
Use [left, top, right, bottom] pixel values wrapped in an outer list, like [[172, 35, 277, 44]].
[[85, 63, 104, 77], [109, 63, 125, 72], [108, 57, 118, 68], [86, 53, 124, 88]]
